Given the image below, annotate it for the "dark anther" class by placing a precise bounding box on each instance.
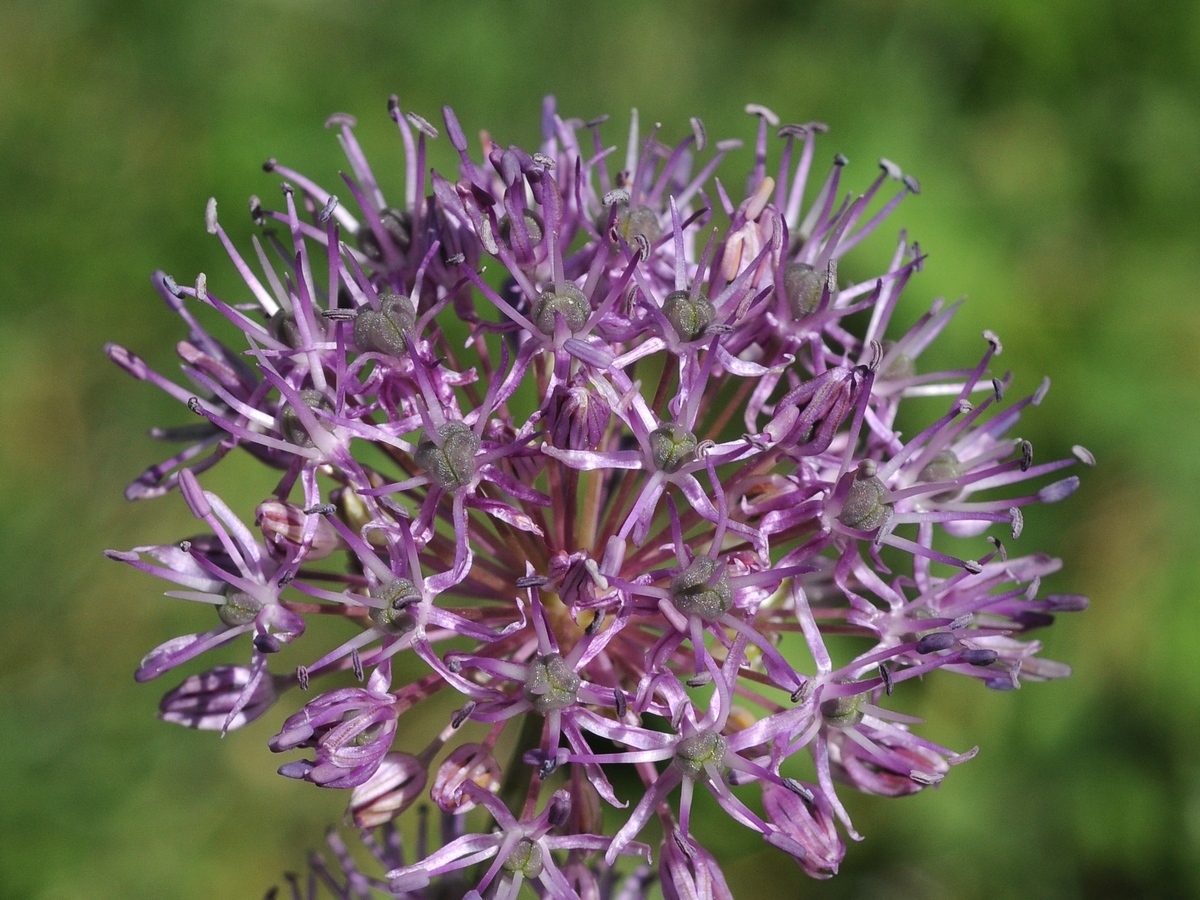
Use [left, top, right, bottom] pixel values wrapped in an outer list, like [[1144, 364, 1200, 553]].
[[1020, 440, 1033, 472], [351, 649, 364, 681], [917, 632, 956, 654], [187, 396, 203, 414], [962, 649, 999, 667], [585, 610, 605, 636], [783, 778, 814, 801], [903, 174, 921, 194], [613, 689, 627, 718], [686, 673, 712, 688], [303, 503, 336, 515], [834, 153, 848, 167], [253, 633, 281, 654], [321, 308, 356, 320], [515, 575, 548, 589], [690, 117, 706, 152], [296, 665, 310, 691], [178, 540, 192, 552], [879, 663, 894, 696], [387, 95, 400, 116], [790, 681, 811, 704], [538, 756, 558, 779], [262, 158, 277, 172], [451, 702, 475, 729], [1010, 507, 1024, 539], [446, 253, 465, 265], [992, 377, 1005, 402], [963, 559, 984, 574]]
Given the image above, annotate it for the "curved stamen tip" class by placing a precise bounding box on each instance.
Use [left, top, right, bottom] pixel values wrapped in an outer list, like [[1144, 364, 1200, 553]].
[[205, 198, 218, 235], [532, 152, 555, 170], [903, 174, 921, 194], [387, 94, 400, 117], [834, 153, 848, 167], [879, 158, 903, 180], [324, 112, 357, 129], [689, 117, 707, 152], [318, 195, 339, 223], [1072, 445, 1096, 466], [406, 112, 438, 139], [744, 103, 780, 126], [983, 330, 1003, 354], [777, 123, 809, 139]]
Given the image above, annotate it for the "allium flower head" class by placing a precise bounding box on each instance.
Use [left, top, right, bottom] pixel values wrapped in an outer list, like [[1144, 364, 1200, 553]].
[[109, 94, 1090, 897]]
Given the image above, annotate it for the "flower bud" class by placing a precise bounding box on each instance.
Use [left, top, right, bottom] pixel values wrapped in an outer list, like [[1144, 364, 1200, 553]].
[[277, 388, 333, 448], [783, 262, 823, 316], [838, 463, 891, 532], [348, 752, 428, 828], [523, 652, 581, 714], [431, 743, 502, 813], [660, 831, 734, 900], [256, 499, 344, 560], [762, 781, 844, 878], [158, 665, 277, 731]]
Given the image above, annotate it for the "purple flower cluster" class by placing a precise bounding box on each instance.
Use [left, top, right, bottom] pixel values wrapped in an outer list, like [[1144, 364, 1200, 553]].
[[108, 96, 1090, 897]]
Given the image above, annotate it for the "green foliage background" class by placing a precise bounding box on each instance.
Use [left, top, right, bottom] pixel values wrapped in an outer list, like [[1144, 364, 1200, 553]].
[[2, 0, 1196, 897]]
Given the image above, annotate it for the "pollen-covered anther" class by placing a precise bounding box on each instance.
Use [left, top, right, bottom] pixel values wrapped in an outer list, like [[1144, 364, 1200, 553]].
[[648, 424, 699, 474], [218, 588, 266, 627], [414, 421, 480, 490], [662, 290, 716, 342], [278, 389, 333, 448], [673, 731, 727, 780], [368, 578, 419, 636], [353, 293, 417, 356], [502, 838, 544, 879], [531, 283, 589, 336], [838, 463, 892, 532], [522, 652, 581, 714], [670, 556, 733, 622]]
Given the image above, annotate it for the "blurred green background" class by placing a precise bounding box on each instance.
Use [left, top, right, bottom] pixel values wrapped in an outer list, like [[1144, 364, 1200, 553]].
[[2, 0, 1197, 897]]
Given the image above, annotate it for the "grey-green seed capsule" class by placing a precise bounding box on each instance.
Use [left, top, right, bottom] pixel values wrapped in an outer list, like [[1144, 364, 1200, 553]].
[[917, 449, 964, 502], [356, 208, 412, 261], [354, 293, 417, 357], [368, 578, 419, 636], [673, 731, 727, 780], [531, 284, 589, 335], [784, 262, 823, 316], [820, 694, 865, 729], [648, 424, 698, 474], [523, 652, 581, 714], [278, 389, 332, 448], [414, 421, 480, 491], [218, 588, 265, 627], [838, 472, 891, 532], [662, 290, 715, 342], [502, 839, 544, 878], [670, 556, 733, 622]]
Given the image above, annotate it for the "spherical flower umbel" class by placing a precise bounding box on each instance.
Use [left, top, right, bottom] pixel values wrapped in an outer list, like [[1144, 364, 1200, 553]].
[[108, 94, 1091, 897]]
